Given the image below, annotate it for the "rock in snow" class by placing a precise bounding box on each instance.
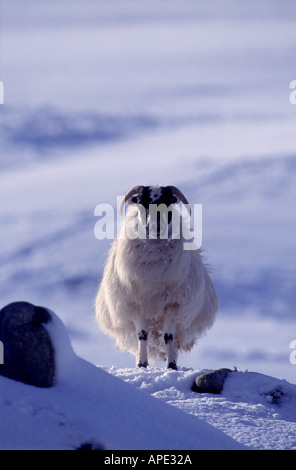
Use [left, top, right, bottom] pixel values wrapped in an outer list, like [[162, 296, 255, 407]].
[[192, 368, 233, 394], [0, 301, 55, 387]]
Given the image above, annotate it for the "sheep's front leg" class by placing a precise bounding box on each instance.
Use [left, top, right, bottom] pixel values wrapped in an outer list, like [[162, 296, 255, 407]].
[[164, 333, 177, 370], [137, 320, 148, 368]]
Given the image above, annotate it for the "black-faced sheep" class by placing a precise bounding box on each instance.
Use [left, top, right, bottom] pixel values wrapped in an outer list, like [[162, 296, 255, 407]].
[[95, 185, 218, 369]]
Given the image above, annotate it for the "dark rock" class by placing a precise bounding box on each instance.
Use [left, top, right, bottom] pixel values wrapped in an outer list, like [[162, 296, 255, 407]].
[[76, 441, 104, 450], [263, 387, 285, 405], [192, 368, 233, 394], [0, 301, 55, 387]]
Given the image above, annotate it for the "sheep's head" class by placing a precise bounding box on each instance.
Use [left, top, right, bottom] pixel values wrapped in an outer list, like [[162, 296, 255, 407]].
[[119, 185, 191, 240]]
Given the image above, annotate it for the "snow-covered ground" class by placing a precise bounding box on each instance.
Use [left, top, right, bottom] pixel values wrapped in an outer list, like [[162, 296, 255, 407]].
[[1, 0, 296, 450], [1, 310, 295, 450]]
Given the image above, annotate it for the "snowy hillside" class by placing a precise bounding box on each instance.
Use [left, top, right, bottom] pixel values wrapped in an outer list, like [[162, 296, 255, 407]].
[[0, 310, 295, 450], [1, 0, 296, 450], [0, 311, 243, 451]]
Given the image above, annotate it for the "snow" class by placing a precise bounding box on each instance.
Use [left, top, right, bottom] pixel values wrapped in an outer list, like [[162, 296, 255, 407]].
[[1, 309, 295, 450], [1, 0, 296, 450], [0, 311, 246, 450], [110, 367, 296, 451]]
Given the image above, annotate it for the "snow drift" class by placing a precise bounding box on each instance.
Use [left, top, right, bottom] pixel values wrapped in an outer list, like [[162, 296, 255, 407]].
[[1, 310, 296, 450], [0, 310, 245, 450]]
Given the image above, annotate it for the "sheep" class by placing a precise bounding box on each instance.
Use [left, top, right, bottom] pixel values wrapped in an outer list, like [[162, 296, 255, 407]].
[[95, 185, 218, 370]]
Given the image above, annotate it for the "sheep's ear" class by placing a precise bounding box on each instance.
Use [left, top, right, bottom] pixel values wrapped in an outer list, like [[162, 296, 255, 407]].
[[119, 185, 144, 215], [127, 195, 138, 205], [119, 195, 138, 215]]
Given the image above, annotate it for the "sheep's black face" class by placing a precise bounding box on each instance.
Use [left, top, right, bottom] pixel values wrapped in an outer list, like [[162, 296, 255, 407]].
[[130, 186, 178, 239], [130, 186, 177, 208]]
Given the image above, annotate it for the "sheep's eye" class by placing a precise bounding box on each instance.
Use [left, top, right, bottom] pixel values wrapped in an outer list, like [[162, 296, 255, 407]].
[[171, 195, 177, 204]]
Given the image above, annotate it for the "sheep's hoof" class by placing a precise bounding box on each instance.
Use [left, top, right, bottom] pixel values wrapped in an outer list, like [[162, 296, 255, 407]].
[[167, 361, 178, 370], [137, 361, 148, 368]]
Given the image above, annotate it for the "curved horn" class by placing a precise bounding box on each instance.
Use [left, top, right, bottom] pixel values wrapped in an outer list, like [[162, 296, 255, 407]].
[[119, 185, 144, 216], [166, 185, 191, 215]]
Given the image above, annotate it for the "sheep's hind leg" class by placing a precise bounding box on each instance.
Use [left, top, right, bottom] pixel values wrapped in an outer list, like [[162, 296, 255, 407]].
[[137, 329, 148, 368], [164, 333, 178, 370]]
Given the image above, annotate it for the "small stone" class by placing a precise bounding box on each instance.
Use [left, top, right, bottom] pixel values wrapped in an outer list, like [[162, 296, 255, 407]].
[[76, 441, 104, 450], [0, 301, 55, 387], [192, 368, 233, 394]]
